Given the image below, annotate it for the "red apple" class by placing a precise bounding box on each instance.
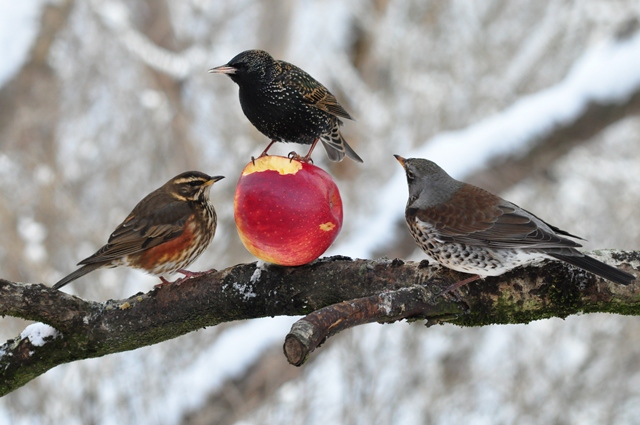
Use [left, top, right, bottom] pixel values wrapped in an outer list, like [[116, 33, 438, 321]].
[[234, 155, 343, 266]]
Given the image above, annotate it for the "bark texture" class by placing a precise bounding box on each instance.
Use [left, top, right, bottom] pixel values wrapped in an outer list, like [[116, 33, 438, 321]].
[[1, 251, 639, 396]]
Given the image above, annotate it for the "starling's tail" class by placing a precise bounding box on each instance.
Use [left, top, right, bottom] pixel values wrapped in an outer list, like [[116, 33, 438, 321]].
[[321, 120, 363, 163], [549, 253, 635, 285], [342, 139, 364, 163], [52, 263, 104, 290], [320, 139, 344, 162]]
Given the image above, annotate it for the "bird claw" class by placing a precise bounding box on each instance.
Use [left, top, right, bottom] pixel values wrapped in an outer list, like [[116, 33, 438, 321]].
[[434, 275, 480, 301], [435, 288, 464, 302], [288, 151, 313, 163], [154, 276, 173, 289], [154, 269, 211, 288], [173, 269, 207, 286], [287, 151, 301, 161], [252, 151, 270, 165], [257, 140, 277, 159]]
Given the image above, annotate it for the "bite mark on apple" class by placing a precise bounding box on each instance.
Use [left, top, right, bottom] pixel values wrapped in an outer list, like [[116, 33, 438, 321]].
[[242, 155, 302, 176]]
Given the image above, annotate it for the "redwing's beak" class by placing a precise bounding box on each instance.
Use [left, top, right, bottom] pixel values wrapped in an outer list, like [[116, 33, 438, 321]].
[[205, 176, 225, 186]]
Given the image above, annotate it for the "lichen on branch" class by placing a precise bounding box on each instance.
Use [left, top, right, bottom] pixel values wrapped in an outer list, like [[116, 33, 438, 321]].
[[0, 252, 638, 395]]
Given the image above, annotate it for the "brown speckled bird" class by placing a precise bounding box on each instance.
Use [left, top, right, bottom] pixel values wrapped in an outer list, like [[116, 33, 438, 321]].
[[209, 49, 362, 163], [53, 171, 224, 290], [395, 155, 635, 291]]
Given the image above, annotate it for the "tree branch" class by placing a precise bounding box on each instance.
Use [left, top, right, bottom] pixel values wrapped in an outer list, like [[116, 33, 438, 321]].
[[283, 285, 459, 366], [1, 251, 638, 395]]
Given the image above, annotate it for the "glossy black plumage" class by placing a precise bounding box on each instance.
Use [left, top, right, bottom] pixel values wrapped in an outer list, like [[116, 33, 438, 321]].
[[395, 155, 635, 287], [210, 49, 362, 163]]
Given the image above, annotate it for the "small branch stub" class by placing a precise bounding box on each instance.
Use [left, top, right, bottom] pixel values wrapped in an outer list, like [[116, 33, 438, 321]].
[[283, 286, 452, 365]]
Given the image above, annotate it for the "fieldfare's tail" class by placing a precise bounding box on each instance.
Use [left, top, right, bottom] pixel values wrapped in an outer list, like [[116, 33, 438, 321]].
[[549, 253, 635, 286]]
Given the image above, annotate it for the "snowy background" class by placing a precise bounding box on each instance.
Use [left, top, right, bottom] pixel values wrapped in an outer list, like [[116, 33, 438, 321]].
[[1, 1, 640, 424]]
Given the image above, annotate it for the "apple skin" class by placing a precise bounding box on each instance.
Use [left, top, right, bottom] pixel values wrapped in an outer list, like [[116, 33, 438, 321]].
[[234, 156, 343, 266]]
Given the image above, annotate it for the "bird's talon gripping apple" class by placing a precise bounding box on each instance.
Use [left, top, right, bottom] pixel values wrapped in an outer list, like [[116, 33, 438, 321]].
[[234, 155, 343, 266]]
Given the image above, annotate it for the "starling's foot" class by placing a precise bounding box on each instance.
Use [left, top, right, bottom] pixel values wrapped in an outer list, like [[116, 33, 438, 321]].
[[287, 151, 301, 161], [298, 138, 320, 163], [288, 151, 313, 163], [258, 140, 277, 158]]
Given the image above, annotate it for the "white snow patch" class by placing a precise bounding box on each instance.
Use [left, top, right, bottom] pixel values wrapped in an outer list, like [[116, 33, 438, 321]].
[[0, 154, 18, 179], [20, 323, 60, 347], [250, 261, 266, 283], [379, 292, 393, 315], [17, 216, 48, 263], [334, 31, 640, 259], [34, 164, 55, 186], [158, 317, 296, 424], [233, 282, 257, 299], [0, 0, 46, 88], [94, 0, 206, 79], [139, 89, 164, 110]]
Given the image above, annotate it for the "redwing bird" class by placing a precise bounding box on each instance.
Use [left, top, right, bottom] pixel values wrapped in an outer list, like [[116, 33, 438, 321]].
[[53, 171, 224, 290], [395, 155, 635, 292], [209, 49, 362, 163]]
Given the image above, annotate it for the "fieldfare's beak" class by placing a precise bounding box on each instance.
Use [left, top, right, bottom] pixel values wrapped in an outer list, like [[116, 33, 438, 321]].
[[208, 65, 236, 74], [394, 154, 406, 169]]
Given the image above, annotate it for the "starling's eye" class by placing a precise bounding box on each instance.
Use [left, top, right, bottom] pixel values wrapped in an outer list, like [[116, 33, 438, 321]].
[[406, 170, 415, 181], [230, 62, 245, 72]]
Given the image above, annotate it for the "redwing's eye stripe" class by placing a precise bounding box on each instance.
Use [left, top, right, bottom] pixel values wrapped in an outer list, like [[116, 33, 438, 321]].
[[174, 178, 205, 186]]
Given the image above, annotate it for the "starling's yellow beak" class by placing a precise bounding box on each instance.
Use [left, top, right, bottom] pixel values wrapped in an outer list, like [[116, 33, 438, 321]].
[[206, 176, 225, 186], [394, 154, 406, 169], [208, 65, 236, 74]]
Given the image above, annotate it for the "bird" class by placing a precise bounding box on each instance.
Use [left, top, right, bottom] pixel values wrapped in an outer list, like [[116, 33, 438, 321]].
[[209, 49, 362, 163], [53, 171, 224, 290], [394, 155, 635, 292]]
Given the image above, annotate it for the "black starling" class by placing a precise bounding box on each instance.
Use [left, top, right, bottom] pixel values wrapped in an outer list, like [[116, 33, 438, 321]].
[[209, 49, 362, 163], [395, 155, 636, 291]]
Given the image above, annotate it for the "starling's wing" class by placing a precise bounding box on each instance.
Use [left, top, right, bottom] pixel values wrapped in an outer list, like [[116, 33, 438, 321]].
[[78, 190, 191, 265], [415, 184, 583, 250], [278, 62, 353, 120]]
